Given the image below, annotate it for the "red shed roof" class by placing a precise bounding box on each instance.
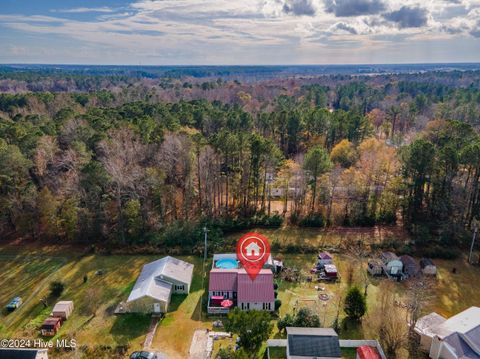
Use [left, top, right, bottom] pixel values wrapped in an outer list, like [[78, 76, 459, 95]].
[[209, 269, 238, 291], [357, 346, 381, 359], [318, 252, 333, 260], [237, 269, 274, 302]]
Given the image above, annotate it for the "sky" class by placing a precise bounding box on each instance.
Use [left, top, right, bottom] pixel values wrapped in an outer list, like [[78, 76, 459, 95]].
[[0, 0, 479, 65]]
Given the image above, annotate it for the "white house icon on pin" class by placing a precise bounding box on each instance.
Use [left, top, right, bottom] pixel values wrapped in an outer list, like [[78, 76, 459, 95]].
[[245, 241, 261, 257]]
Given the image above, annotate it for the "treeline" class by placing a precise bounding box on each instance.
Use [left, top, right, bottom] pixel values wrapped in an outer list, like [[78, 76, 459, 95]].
[[0, 95, 384, 247], [0, 72, 479, 252]]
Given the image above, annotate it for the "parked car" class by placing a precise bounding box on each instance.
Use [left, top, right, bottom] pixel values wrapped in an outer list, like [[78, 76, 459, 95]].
[[5, 297, 23, 312], [130, 352, 158, 359]]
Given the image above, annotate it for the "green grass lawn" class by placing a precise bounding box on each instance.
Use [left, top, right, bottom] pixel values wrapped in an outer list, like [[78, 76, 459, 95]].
[[1, 228, 479, 359], [0, 244, 206, 358], [267, 346, 287, 359], [341, 347, 357, 359]]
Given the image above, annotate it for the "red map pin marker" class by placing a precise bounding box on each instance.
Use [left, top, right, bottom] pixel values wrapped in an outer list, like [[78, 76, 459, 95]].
[[237, 232, 270, 281]]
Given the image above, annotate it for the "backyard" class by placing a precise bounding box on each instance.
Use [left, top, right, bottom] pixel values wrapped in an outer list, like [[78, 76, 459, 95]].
[[0, 227, 479, 359]]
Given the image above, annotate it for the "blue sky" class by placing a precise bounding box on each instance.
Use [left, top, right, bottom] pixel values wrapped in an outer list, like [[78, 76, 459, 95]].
[[0, 0, 479, 65]]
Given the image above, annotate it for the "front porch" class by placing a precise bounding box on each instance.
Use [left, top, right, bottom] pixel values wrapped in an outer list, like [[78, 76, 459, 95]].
[[207, 296, 236, 315]]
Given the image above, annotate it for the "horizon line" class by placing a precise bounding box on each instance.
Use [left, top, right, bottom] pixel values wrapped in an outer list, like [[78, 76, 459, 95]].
[[2, 61, 480, 67]]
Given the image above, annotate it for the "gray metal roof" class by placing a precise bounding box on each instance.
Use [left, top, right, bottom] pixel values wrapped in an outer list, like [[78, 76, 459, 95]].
[[267, 339, 288, 347], [444, 333, 480, 359], [127, 256, 193, 303], [465, 325, 480, 351], [287, 327, 341, 358], [414, 312, 446, 337], [0, 349, 47, 359]]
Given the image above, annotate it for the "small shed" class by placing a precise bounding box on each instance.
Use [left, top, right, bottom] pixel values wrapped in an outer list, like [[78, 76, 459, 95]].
[[400, 255, 421, 279], [357, 345, 382, 359], [367, 259, 383, 276], [51, 301, 74, 320], [380, 252, 403, 277], [318, 252, 334, 266], [324, 264, 338, 278], [420, 258, 437, 276], [41, 317, 62, 337]]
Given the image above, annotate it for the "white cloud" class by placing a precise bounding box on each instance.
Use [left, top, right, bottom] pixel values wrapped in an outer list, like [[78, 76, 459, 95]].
[[0, 0, 478, 64], [51, 7, 115, 14]]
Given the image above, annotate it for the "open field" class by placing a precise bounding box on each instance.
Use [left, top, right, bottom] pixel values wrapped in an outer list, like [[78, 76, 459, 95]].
[[224, 225, 408, 251], [0, 243, 206, 358], [0, 227, 479, 359]]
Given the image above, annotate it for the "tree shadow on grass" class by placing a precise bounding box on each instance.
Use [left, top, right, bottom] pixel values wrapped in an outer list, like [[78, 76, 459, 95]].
[[110, 313, 151, 345], [190, 292, 211, 322], [339, 317, 363, 339], [168, 294, 187, 312], [190, 294, 202, 322]]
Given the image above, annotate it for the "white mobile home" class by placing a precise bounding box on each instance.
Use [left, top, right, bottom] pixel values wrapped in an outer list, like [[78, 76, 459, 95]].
[[415, 306, 480, 359], [126, 256, 194, 313]]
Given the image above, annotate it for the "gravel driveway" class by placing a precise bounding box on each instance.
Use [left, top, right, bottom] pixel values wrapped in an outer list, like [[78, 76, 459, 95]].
[[188, 329, 209, 359]]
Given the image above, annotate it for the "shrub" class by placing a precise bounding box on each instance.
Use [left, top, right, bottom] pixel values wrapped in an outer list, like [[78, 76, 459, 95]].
[[344, 287, 367, 320], [277, 313, 294, 332], [257, 214, 283, 227], [278, 307, 320, 332], [420, 245, 460, 259], [225, 308, 273, 351], [293, 307, 321, 327], [275, 299, 282, 311], [50, 281, 65, 297], [299, 213, 325, 227]]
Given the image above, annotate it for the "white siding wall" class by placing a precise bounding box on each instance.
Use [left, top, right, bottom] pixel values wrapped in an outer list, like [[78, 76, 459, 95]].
[[127, 296, 169, 313], [419, 334, 433, 352], [429, 337, 442, 359], [160, 276, 190, 294], [238, 301, 274, 311], [209, 290, 235, 299]]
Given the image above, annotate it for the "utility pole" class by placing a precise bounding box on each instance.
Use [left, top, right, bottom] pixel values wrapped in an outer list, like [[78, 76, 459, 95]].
[[203, 226, 208, 262], [469, 221, 478, 264], [200, 226, 208, 321]]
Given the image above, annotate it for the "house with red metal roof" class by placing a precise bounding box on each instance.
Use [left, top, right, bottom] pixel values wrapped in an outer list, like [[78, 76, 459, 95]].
[[208, 264, 275, 314], [237, 269, 275, 311]]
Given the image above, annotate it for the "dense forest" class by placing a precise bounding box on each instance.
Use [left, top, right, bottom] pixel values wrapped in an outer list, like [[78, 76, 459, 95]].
[[1, 68, 480, 255]]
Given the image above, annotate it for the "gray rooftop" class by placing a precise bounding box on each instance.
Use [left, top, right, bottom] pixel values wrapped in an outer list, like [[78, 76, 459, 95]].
[[127, 256, 193, 303], [444, 333, 480, 359], [414, 312, 446, 337], [0, 349, 47, 359], [287, 327, 341, 358]]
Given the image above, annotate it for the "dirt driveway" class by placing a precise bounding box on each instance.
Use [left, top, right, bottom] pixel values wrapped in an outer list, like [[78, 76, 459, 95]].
[[188, 329, 209, 359]]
